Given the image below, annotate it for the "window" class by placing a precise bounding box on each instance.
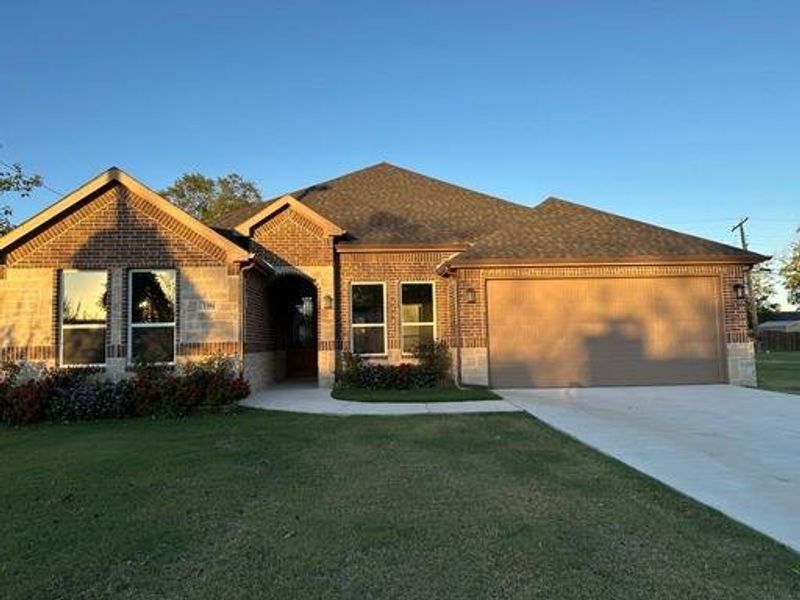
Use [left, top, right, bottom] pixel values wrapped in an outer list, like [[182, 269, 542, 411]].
[[60, 270, 108, 366], [401, 282, 436, 354], [129, 270, 176, 364], [350, 283, 386, 355]]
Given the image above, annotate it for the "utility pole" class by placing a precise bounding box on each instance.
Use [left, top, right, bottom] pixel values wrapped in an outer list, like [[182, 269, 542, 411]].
[[731, 217, 759, 331]]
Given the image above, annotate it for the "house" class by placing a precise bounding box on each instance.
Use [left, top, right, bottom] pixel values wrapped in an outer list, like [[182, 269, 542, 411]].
[[758, 312, 800, 333], [0, 163, 766, 389]]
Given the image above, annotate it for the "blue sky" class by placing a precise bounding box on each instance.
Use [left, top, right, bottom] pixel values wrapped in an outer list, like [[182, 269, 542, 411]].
[[2, 1, 798, 305]]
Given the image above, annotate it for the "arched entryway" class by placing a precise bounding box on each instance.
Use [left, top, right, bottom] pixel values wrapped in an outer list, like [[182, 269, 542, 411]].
[[268, 274, 318, 380]]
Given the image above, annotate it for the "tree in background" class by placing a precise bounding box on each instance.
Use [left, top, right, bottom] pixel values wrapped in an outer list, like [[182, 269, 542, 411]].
[[1, 162, 42, 235], [160, 173, 261, 223], [780, 230, 800, 307], [750, 260, 780, 323]]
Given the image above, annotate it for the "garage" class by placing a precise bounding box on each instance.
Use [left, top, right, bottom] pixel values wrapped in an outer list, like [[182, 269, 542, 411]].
[[486, 276, 725, 387]]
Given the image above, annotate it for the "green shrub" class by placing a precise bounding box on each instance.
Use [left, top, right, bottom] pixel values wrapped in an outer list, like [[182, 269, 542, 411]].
[[176, 355, 249, 413], [340, 352, 364, 387], [0, 355, 250, 426], [414, 340, 453, 386], [0, 361, 22, 421], [46, 379, 135, 422], [338, 355, 438, 390], [4, 379, 47, 425]]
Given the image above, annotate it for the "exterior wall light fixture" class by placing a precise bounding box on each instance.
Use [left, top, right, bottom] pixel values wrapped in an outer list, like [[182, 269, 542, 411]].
[[465, 288, 477, 304], [733, 283, 746, 300]]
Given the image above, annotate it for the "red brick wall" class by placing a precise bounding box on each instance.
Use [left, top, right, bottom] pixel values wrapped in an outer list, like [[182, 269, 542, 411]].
[[1, 182, 240, 367], [243, 268, 272, 353], [337, 251, 454, 355], [6, 183, 227, 268], [250, 206, 334, 267], [456, 263, 751, 347]]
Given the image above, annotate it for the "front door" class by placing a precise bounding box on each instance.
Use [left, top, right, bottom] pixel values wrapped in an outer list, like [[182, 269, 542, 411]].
[[286, 294, 317, 378]]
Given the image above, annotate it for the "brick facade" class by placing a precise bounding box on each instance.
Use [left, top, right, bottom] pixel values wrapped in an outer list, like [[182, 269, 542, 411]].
[[337, 250, 455, 363], [251, 206, 334, 267], [0, 174, 758, 390], [0, 182, 242, 377], [248, 206, 337, 387], [6, 183, 226, 268]]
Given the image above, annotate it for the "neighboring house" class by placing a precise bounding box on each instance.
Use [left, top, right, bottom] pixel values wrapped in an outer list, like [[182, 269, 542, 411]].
[[758, 312, 800, 333], [0, 163, 766, 389]]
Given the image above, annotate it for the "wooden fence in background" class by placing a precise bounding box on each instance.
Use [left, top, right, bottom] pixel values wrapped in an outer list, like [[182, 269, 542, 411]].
[[759, 330, 800, 352]]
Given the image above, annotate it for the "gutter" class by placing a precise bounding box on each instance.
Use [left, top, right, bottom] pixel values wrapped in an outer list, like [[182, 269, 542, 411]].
[[449, 254, 771, 269]]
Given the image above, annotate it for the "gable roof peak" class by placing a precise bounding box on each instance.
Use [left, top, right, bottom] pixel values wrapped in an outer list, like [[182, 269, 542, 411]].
[[0, 166, 250, 262]]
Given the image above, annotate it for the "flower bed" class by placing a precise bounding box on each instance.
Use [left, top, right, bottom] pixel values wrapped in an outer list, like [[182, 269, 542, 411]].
[[0, 356, 249, 426], [338, 341, 453, 390]]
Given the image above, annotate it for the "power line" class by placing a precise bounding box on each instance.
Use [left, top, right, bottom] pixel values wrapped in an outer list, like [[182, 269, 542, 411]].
[[0, 158, 63, 196]]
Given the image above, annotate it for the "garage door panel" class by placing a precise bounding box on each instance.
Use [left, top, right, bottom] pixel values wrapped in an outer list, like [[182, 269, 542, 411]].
[[487, 277, 724, 387]]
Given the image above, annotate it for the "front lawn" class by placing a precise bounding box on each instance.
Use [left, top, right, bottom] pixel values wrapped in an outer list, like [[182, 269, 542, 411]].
[[331, 386, 501, 402], [757, 351, 800, 394], [1, 411, 798, 599]]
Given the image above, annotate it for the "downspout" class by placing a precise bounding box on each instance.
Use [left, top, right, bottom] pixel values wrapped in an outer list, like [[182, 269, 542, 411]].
[[452, 273, 463, 388], [437, 252, 463, 388]]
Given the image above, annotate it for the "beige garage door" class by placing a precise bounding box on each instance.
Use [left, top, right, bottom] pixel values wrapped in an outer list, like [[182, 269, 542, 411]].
[[487, 277, 725, 387]]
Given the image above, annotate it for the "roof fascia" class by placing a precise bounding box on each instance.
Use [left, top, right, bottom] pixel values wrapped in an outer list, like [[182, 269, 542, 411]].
[[0, 167, 250, 263], [233, 195, 346, 237]]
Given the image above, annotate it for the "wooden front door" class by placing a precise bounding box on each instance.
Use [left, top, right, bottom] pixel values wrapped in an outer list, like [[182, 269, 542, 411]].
[[286, 294, 318, 378]]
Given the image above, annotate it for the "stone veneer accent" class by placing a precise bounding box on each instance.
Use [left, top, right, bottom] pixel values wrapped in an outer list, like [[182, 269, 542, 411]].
[[459, 347, 489, 387], [0, 183, 243, 379], [726, 342, 757, 387], [0, 268, 57, 366]]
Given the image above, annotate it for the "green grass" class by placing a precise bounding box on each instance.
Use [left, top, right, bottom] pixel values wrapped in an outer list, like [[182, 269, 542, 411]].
[[757, 351, 800, 394], [331, 386, 501, 402], [1, 412, 798, 599]]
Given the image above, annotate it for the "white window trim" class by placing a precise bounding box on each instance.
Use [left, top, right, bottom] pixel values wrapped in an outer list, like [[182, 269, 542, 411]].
[[128, 269, 177, 366], [399, 281, 437, 356], [59, 269, 108, 368], [349, 281, 388, 357]]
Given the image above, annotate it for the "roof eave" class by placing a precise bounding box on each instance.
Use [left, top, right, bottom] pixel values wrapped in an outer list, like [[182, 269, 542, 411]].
[[233, 195, 346, 238], [448, 253, 769, 269], [0, 167, 251, 263]]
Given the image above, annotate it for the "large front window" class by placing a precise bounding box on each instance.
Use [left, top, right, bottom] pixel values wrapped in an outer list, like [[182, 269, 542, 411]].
[[60, 270, 108, 366], [401, 282, 435, 354], [129, 270, 176, 364], [351, 283, 386, 355]]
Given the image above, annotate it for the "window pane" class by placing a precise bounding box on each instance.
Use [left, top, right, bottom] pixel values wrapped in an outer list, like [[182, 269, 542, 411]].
[[131, 271, 176, 323], [131, 326, 175, 363], [352, 284, 384, 324], [401, 283, 434, 323], [402, 325, 434, 354], [353, 327, 385, 354], [63, 328, 106, 365], [62, 271, 107, 325]]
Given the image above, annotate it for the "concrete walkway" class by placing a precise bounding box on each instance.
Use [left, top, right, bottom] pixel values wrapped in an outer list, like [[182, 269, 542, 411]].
[[502, 385, 800, 553], [240, 384, 521, 416]]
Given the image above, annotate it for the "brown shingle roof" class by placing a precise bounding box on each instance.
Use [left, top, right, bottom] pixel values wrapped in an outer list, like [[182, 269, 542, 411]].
[[211, 162, 766, 264]]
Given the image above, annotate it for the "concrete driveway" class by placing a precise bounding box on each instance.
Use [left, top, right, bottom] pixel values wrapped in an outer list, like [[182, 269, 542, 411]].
[[501, 385, 800, 552]]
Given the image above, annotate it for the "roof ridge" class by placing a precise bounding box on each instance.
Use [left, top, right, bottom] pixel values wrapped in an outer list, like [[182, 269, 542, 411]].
[[374, 162, 537, 213], [290, 162, 395, 200], [534, 196, 765, 260]]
